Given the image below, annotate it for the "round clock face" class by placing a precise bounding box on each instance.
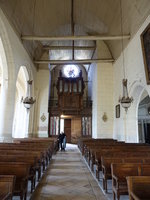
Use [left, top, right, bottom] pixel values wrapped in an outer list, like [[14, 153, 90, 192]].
[[63, 65, 79, 78]]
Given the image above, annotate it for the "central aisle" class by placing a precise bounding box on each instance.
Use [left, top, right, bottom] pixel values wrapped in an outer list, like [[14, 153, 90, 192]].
[[31, 144, 107, 200]]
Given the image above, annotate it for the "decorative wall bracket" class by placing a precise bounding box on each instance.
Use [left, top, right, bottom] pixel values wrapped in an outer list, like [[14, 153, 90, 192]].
[[102, 112, 108, 122], [40, 113, 46, 122]]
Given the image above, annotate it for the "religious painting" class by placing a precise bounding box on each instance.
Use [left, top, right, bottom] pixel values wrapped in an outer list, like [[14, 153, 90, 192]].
[[116, 104, 120, 118], [141, 23, 150, 84]]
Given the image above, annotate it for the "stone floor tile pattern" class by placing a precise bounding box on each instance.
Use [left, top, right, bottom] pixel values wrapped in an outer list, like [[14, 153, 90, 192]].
[[30, 144, 107, 200]]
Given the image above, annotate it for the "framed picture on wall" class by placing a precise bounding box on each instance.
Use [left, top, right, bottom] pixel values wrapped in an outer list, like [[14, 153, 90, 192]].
[[141, 23, 150, 84], [116, 104, 120, 118]]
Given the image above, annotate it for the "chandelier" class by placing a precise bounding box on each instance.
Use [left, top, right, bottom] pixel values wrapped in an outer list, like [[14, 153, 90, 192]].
[[22, 80, 36, 109], [119, 0, 133, 112], [119, 79, 133, 112]]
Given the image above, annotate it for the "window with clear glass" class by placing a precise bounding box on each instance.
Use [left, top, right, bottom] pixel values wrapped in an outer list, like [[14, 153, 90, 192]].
[[50, 116, 59, 135], [82, 116, 92, 136], [64, 82, 68, 92], [73, 83, 77, 92]]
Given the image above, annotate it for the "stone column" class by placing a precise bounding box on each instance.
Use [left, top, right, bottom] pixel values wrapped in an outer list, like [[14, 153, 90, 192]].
[[0, 77, 16, 141], [48, 68, 52, 136]]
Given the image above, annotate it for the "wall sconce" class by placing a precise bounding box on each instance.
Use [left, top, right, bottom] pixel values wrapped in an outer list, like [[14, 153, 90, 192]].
[[102, 112, 108, 122], [40, 113, 46, 122]]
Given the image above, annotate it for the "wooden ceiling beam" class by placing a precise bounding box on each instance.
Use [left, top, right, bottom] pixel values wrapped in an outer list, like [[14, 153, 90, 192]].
[[43, 46, 96, 50], [22, 35, 130, 41], [34, 59, 114, 65]]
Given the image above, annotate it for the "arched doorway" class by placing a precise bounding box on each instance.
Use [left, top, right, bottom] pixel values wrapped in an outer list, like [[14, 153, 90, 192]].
[[138, 90, 150, 143], [125, 83, 146, 142], [12, 66, 29, 138]]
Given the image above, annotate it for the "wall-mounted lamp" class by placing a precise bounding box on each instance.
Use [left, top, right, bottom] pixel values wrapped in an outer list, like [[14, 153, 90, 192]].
[[102, 112, 108, 122]]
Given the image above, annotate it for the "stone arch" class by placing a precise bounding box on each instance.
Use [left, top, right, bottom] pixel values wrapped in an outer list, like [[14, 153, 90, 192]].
[[0, 9, 16, 86], [0, 38, 8, 89], [125, 81, 147, 142], [0, 9, 17, 138], [12, 66, 29, 138]]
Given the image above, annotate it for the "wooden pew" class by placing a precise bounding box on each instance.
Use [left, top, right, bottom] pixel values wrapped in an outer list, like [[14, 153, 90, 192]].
[[0, 175, 16, 200], [0, 144, 49, 167], [101, 157, 150, 193], [95, 148, 150, 178], [101, 158, 123, 192], [111, 163, 141, 200], [126, 176, 150, 200], [0, 150, 43, 179], [111, 163, 150, 200], [0, 162, 30, 200], [0, 155, 38, 193], [0, 138, 56, 198], [13, 137, 57, 154], [79, 138, 117, 155]]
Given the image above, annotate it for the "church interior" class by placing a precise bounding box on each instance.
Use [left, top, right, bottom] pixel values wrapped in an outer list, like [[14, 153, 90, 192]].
[[0, 0, 150, 199]]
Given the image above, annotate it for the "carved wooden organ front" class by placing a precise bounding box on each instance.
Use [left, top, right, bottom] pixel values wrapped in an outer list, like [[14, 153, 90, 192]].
[[56, 71, 84, 114]]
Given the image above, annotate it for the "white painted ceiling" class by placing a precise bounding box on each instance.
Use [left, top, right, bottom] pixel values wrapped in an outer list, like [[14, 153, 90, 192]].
[[0, 0, 150, 68]]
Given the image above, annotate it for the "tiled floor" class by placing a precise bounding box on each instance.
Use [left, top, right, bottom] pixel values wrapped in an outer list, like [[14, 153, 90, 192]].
[[30, 144, 107, 200]]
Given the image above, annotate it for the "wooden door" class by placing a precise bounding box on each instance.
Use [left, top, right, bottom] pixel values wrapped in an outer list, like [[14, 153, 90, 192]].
[[64, 119, 71, 143]]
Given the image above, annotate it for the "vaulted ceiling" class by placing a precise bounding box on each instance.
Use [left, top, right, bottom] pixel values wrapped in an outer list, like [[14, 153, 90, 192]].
[[0, 0, 150, 68]]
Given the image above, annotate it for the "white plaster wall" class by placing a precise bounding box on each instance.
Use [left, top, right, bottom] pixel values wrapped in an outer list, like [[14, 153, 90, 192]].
[[89, 63, 98, 138], [113, 15, 150, 142], [34, 69, 49, 137], [0, 8, 36, 137], [97, 63, 114, 138], [89, 62, 114, 138]]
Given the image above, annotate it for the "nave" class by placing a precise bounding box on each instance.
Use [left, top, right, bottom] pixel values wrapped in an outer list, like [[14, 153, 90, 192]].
[[30, 144, 106, 200]]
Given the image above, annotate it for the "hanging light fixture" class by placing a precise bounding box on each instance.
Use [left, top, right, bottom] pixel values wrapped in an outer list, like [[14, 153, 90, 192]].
[[118, 0, 133, 112], [119, 79, 133, 112], [22, 80, 36, 109]]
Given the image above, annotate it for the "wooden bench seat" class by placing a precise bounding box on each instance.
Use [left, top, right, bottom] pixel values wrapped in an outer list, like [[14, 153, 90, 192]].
[[0, 155, 38, 193], [111, 163, 141, 200], [0, 175, 16, 200], [13, 138, 57, 154], [81, 139, 117, 155], [95, 151, 150, 179], [101, 157, 150, 193], [0, 150, 44, 178], [0, 138, 57, 198], [87, 144, 150, 172], [127, 176, 150, 200], [0, 144, 49, 166], [101, 158, 123, 192], [111, 163, 150, 200], [0, 162, 30, 200]]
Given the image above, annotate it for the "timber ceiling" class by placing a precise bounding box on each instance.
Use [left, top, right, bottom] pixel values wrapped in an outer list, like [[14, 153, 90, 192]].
[[0, 0, 150, 69]]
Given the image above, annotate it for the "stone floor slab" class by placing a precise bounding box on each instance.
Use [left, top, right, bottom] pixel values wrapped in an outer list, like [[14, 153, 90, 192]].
[[30, 144, 107, 200]]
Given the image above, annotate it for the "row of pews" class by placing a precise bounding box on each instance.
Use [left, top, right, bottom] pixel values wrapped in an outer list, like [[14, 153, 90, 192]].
[[78, 138, 150, 200], [0, 137, 58, 200]]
